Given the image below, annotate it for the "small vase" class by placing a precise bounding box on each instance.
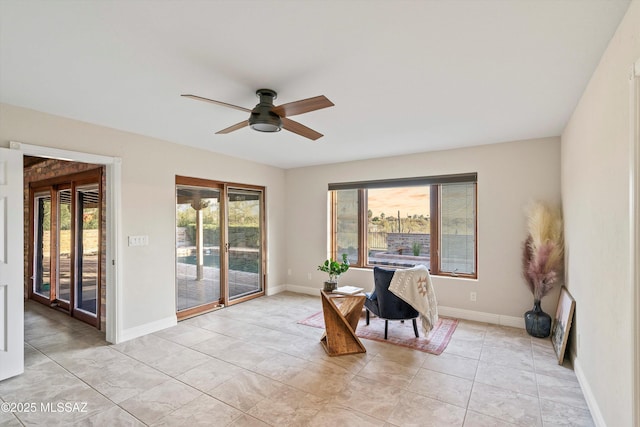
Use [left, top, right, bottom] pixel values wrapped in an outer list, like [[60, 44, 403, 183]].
[[323, 281, 337, 292], [524, 300, 551, 338]]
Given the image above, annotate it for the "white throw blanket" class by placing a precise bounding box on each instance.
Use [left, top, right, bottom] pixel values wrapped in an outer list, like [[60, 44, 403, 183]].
[[388, 264, 438, 333]]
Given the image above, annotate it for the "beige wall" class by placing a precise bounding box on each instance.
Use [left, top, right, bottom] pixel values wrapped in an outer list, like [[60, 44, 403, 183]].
[[2, 103, 563, 331], [0, 103, 287, 333], [561, 1, 639, 425], [284, 137, 562, 320]]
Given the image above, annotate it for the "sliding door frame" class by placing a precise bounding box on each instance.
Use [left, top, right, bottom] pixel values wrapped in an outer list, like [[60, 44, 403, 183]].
[[223, 183, 266, 307], [175, 176, 266, 318], [54, 184, 73, 312], [175, 176, 224, 320], [72, 178, 103, 326], [28, 186, 55, 306]]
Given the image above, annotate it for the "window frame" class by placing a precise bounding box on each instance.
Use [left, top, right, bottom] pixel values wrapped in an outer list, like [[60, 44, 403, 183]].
[[329, 174, 477, 279]]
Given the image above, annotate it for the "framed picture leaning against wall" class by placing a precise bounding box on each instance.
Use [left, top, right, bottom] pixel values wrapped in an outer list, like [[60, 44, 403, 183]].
[[551, 286, 576, 364]]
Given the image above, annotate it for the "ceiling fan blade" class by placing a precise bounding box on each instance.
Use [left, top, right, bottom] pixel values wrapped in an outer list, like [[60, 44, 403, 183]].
[[281, 117, 323, 141], [181, 94, 251, 113], [216, 120, 248, 134], [272, 95, 334, 117]]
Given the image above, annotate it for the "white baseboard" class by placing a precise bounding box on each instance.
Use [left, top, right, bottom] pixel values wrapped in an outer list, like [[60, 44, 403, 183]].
[[438, 305, 525, 329], [119, 315, 177, 343], [116, 289, 521, 345], [266, 284, 287, 296], [279, 285, 524, 329], [283, 284, 321, 296], [573, 356, 606, 427]]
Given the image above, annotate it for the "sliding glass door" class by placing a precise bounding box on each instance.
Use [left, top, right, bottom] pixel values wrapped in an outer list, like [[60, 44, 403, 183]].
[[176, 177, 265, 319], [33, 191, 52, 300], [29, 170, 102, 328], [76, 184, 100, 317], [227, 188, 263, 300], [176, 184, 222, 315], [56, 188, 72, 308]]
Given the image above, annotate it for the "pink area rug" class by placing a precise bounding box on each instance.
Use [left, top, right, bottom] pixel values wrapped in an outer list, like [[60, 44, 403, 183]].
[[298, 310, 458, 355]]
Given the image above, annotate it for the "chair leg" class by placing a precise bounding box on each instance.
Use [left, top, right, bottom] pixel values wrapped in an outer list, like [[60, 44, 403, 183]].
[[384, 320, 388, 340], [366, 309, 370, 325], [412, 318, 419, 337]]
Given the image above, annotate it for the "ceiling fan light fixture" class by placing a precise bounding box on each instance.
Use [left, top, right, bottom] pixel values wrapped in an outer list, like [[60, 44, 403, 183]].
[[251, 122, 281, 132], [249, 111, 282, 132]]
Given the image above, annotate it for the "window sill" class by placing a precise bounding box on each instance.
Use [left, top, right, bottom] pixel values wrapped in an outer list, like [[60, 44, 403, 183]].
[[350, 265, 477, 281]]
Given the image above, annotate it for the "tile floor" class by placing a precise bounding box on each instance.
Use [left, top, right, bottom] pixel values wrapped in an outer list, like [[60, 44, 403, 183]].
[[0, 292, 593, 426]]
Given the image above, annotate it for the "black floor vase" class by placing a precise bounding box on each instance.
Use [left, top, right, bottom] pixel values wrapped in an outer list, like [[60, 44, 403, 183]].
[[524, 300, 551, 338]]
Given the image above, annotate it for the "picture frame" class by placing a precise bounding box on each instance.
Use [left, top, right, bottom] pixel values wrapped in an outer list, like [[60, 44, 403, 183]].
[[551, 286, 576, 364]]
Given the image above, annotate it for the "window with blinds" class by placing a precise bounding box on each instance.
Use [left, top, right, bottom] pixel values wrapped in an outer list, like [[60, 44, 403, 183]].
[[329, 173, 477, 278]]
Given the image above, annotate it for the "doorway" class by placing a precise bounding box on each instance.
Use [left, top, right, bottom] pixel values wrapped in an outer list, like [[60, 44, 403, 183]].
[[26, 160, 104, 329], [175, 176, 266, 319], [11, 141, 121, 344]]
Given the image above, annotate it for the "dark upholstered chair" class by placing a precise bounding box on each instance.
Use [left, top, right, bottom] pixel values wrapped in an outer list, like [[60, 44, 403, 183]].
[[364, 266, 420, 339]]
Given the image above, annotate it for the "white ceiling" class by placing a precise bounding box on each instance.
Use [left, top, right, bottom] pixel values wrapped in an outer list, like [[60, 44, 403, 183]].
[[0, 1, 631, 169]]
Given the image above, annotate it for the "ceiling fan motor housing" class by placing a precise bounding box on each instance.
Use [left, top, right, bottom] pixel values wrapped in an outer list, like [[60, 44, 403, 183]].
[[249, 89, 282, 132]]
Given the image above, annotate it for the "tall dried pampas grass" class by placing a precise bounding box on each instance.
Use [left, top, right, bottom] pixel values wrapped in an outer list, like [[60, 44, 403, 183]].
[[522, 201, 564, 301]]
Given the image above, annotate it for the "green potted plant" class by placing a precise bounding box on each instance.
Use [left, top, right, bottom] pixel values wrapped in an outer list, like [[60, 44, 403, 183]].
[[317, 253, 350, 292]]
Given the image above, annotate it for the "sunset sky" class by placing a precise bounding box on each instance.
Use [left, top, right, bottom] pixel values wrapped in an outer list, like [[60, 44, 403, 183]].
[[367, 187, 430, 218]]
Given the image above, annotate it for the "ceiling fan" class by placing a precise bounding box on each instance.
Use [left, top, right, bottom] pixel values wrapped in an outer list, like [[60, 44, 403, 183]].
[[181, 89, 334, 141]]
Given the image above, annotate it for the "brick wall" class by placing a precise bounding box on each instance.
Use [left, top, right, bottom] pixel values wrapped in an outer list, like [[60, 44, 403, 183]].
[[386, 233, 430, 256], [23, 158, 106, 330]]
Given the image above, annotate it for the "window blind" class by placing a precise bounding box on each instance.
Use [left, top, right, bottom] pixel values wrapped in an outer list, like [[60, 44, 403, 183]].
[[328, 173, 477, 191]]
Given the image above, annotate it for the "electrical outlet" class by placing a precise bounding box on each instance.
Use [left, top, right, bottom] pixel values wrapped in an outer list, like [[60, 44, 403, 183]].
[[470, 291, 477, 302], [287, 268, 292, 276], [307, 273, 312, 281]]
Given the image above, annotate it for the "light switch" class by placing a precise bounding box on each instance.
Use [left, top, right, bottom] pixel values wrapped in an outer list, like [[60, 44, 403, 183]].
[[128, 235, 148, 246]]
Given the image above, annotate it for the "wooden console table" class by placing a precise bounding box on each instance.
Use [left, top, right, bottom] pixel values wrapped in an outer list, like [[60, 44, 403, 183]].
[[319, 290, 366, 356]]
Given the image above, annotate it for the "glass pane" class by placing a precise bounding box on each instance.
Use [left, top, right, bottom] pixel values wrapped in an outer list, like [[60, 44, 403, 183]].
[[33, 192, 51, 298], [176, 186, 221, 311], [76, 185, 99, 315], [440, 183, 476, 275], [57, 189, 72, 303], [227, 188, 262, 300], [335, 189, 359, 264], [366, 186, 430, 267]]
